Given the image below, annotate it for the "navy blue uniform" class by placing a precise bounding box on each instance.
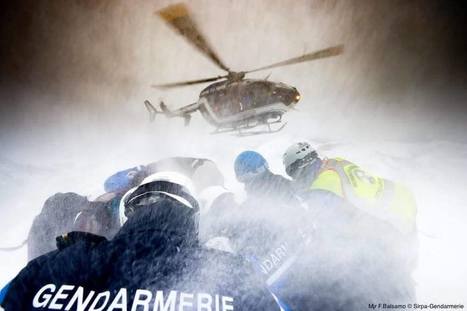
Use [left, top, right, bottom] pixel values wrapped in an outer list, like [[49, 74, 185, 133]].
[[1, 199, 279, 311], [226, 202, 312, 311]]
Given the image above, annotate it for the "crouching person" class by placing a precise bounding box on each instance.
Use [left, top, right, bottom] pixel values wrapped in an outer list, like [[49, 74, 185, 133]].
[[0, 172, 279, 311]]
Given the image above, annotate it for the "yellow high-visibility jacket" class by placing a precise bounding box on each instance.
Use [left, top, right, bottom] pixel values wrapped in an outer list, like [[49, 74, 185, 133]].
[[310, 158, 417, 234]]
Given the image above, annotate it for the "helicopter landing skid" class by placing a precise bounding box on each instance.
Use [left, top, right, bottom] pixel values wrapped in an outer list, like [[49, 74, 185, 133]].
[[211, 119, 287, 136], [235, 122, 287, 137]]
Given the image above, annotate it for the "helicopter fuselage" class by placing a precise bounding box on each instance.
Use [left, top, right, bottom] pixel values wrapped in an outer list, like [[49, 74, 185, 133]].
[[197, 79, 300, 130]]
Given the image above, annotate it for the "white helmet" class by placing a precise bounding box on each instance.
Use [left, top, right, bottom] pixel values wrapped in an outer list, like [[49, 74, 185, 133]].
[[138, 171, 196, 208], [120, 171, 198, 225], [283, 142, 319, 177]]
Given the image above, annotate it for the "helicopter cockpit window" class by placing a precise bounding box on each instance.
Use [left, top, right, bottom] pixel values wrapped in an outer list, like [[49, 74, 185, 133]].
[[272, 86, 295, 105]]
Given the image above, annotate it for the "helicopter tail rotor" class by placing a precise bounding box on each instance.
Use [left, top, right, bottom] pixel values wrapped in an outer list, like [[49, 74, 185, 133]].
[[144, 100, 175, 122]]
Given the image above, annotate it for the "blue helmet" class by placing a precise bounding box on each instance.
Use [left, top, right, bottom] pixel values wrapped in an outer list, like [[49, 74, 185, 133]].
[[234, 151, 269, 183], [104, 166, 146, 193]]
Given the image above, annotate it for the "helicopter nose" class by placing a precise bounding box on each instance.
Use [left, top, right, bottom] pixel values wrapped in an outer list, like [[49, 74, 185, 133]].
[[293, 89, 301, 103]]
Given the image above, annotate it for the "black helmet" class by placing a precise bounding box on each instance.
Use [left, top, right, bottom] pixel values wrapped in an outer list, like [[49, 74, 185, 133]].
[[120, 172, 200, 239]]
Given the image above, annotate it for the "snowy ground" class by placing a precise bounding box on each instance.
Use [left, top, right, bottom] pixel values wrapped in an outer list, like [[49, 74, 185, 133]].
[[0, 118, 466, 304]]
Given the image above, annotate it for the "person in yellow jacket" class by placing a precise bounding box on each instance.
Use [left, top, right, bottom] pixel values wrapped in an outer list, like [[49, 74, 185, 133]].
[[282, 142, 417, 235], [282, 141, 418, 305]]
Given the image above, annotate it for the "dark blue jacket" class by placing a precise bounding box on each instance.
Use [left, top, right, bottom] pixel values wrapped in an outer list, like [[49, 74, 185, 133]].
[[1, 199, 279, 311]]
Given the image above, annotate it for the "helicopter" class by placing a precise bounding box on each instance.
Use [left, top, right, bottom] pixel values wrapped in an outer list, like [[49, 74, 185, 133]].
[[147, 3, 343, 135]]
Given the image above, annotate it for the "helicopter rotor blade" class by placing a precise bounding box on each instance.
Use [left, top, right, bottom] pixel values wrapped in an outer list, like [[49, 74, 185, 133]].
[[152, 75, 226, 89], [157, 3, 230, 72], [246, 45, 344, 73]]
